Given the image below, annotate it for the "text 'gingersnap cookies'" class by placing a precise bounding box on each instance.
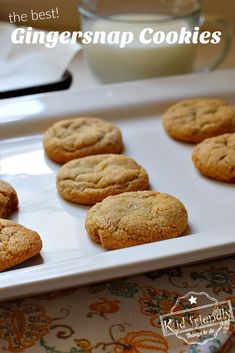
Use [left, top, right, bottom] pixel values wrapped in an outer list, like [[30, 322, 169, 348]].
[[43, 117, 123, 164], [0, 219, 42, 272], [57, 154, 149, 205], [0, 180, 18, 219], [85, 191, 188, 250], [192, 133, 235, 183], [163, 99, 235, 143]]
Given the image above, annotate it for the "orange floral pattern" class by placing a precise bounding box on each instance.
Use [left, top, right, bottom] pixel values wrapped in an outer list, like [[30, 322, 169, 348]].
[[114, 331, 168, 353], [88, 298, 120, 316], [75, 339, 93, 353], [0, 302, 52, 352], [0, 257, 234, 353]]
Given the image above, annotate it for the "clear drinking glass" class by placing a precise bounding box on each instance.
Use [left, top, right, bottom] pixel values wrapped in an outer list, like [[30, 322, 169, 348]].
[[79, 0, 233, 83]]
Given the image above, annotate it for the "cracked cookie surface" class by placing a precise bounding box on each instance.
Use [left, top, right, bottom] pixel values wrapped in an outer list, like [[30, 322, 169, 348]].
[[0, 180, 18, 219], [85, 191, 188, 249], [43, 117, 123, 164], [192, 133, 235, 183], [0, 219, 42, 272], [163, 99, 235, 143], [57, 154, 149, 205]]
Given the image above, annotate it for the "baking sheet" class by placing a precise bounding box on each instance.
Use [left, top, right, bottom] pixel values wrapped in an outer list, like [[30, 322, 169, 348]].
[[0, 69, 235, 301]]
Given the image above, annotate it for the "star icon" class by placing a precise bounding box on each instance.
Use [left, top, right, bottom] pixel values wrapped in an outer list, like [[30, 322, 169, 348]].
[[188, 295, 197, 305]]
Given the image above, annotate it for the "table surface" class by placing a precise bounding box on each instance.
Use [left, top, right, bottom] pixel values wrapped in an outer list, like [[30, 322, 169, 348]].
[[0, 256, 234, 353]]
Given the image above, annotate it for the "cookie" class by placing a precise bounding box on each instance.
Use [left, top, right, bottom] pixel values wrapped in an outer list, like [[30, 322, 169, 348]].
[[57, 154, 149, 205], [0, 180, 18, 219], [0, 219, 42, 272], [43, 117, 123, 164], [85, 191, 188, 249], [192, 133, 235, 183], [163, 98, 235, 143]]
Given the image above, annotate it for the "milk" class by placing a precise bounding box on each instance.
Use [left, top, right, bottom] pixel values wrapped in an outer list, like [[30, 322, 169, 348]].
[[83, 14, 197, 83]]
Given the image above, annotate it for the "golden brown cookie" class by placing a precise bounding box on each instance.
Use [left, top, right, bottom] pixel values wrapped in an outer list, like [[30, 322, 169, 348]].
[[163, 98, 235, 143], [85, 191, 188, 249], [43, 117, 123, 164], [0, 219, 42, 272], [0, 180, 18, 219], [57, 154, 149, 205], [192, 133, 235, 183]]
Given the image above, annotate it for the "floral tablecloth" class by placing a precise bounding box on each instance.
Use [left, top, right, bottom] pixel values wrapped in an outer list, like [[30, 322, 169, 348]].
[[0, 256, 235, 353]]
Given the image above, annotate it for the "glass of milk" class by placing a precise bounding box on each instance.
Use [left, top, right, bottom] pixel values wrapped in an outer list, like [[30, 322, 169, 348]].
[[79, 0, 232, 83]]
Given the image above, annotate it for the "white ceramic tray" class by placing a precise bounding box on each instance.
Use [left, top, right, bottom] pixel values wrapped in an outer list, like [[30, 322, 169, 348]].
[[0, 69, 235, 301]]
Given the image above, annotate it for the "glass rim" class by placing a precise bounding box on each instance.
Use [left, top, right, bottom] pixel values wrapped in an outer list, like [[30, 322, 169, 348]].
[[78, 6, 202, 23]]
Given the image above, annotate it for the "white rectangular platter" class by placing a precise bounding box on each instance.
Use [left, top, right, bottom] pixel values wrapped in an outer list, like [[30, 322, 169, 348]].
[[0, 69, 235, 301]]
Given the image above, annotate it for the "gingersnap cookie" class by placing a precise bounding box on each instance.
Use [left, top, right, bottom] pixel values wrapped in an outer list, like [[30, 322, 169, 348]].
[[0, 180, 18, 219], [192, 133, 235, 183], [163, 99, 235, 143], [85, 191, 188, 250], [57, 154, 149, 205], [43, 117, 123, 164], [0, 219, 42, 272]]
